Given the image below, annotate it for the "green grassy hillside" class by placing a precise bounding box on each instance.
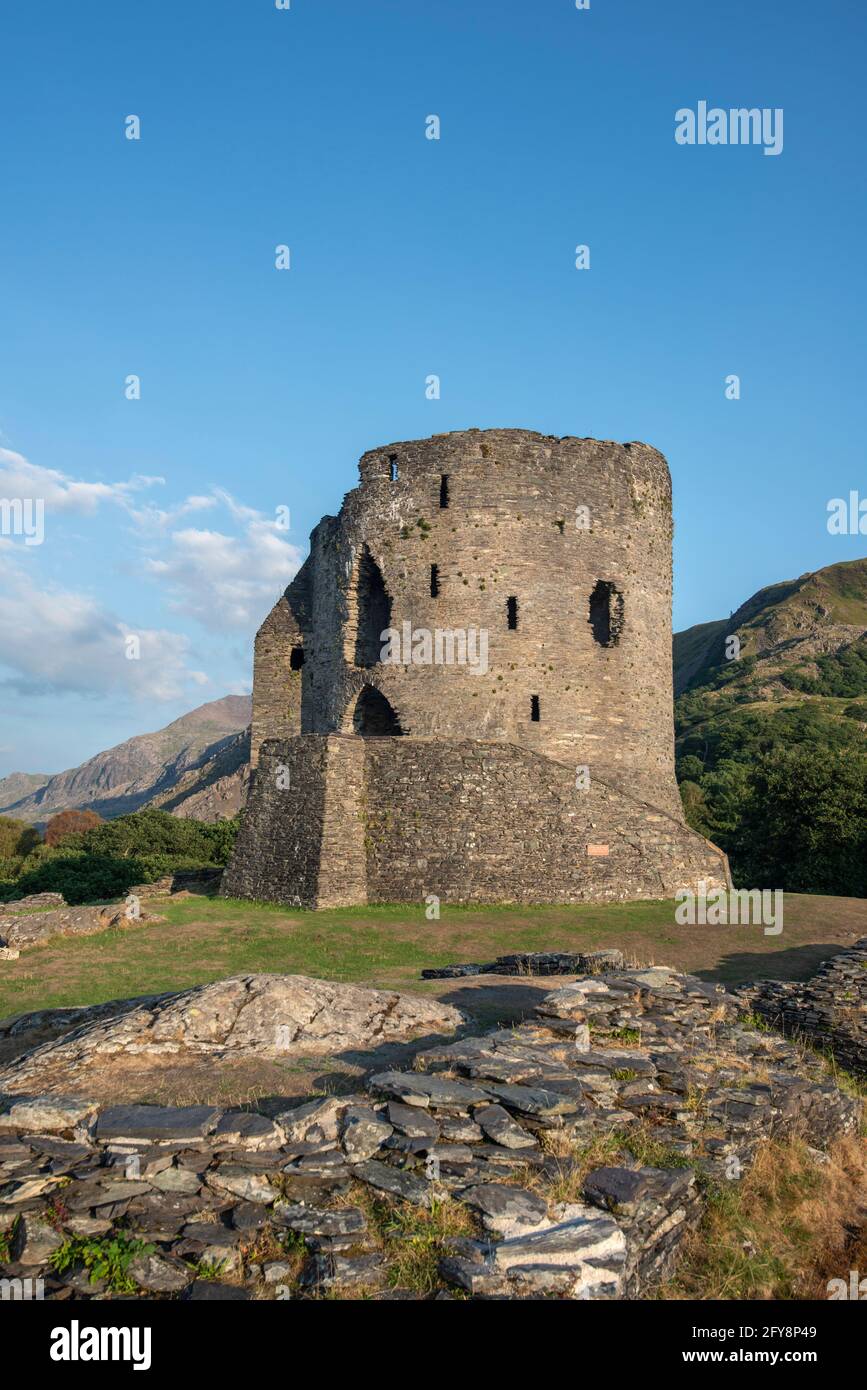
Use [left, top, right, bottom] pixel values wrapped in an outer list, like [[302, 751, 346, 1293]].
[[673, 558, 867, 895]]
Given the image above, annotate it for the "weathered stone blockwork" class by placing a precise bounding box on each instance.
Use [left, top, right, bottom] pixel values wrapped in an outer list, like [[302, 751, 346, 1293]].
[[736, 938, 867, 1078], [223, 735, 728, 908], [229, 429, 729, 908]]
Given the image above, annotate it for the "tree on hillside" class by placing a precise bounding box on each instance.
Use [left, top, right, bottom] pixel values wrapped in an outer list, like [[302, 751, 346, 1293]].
[[731, 748, 867, 897], [44, 809, 103, 846], [0, 815, 41, 859]]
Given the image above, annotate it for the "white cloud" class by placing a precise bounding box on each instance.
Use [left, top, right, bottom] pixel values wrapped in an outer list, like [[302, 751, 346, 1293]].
[[0, 448, 163, 515], [142, 493, 303, 631], [0, 448, 303, 712], [0, 548, 202, 701]]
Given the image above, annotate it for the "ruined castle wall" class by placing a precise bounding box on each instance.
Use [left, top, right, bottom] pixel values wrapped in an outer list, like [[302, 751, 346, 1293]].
[[257, 430, 681, 817], [316, 737, 367, 908], [221, 739, 328, 906], [251, 592, 307, 769]]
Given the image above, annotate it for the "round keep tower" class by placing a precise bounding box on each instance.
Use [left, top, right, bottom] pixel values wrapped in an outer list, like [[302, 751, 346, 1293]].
[[253, 428, 681, 818]]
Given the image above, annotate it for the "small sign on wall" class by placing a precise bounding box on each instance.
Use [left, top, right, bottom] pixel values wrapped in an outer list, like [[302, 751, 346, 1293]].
[[587, 844, 610, 857]]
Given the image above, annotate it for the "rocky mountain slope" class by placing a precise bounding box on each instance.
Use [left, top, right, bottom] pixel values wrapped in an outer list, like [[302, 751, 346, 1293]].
[[674, 557, 867, 698], [674, 558, 867, 768], [0, 696, 251, 825]]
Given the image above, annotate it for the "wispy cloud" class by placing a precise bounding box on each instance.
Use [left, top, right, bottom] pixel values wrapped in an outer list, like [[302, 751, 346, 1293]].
[[141, 491, 303, 631], [0, 448, 163, 515], [0, 547, 203, 700]]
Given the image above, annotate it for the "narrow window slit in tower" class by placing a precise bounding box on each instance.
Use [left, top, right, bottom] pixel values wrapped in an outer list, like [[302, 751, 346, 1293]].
[[507, 596, 518, 630], [589, 580, 624, 648], [389, 454, 399, 482], [530, 694, 540, 722], [430, 563, 440, 597], [290, 647, 305, 670], [439, 474, 450, 508]]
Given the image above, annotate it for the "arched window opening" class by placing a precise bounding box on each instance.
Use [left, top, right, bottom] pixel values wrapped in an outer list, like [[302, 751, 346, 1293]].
[[290, 646, 305, 670], [439, 474, 450, 508], [354, 547, 393, 667], [430, 563, 440, 597], [530, 694, 540, 722], [353, 686, 404, 736], [589, 580, 624, 648], [507, 596, 518, 630], [389, 454, 399, 482]]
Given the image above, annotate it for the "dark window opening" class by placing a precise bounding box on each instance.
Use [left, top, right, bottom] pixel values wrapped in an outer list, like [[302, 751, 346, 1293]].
[[353, 685, 403, 736], [290, 646, 305, 670], [430, 563, 440, 597], [389, 453, 399, 482], [355, 546, 393, 667], [530, 694, 540, 722], [439, 474, 450, 508], [507, 596, 518, 630], [589, 580, 624, 648]]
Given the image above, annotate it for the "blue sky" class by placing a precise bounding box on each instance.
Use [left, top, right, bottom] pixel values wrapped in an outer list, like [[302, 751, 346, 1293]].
[[1, 0, 865, 778]]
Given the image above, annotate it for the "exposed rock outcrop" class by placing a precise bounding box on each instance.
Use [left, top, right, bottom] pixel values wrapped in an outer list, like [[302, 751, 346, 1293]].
[[0, 976, 468, 1095], [0, 902, 164, 954]]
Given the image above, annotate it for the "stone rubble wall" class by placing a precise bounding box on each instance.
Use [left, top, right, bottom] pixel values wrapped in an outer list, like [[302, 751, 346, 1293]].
[[0, 963, 858, 1302], [0, 903, 163, 956], [736, 938, 867, 1077]]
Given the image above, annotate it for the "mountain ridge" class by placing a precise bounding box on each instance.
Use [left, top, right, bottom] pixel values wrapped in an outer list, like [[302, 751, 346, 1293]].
[[0, 695, 251, 825]]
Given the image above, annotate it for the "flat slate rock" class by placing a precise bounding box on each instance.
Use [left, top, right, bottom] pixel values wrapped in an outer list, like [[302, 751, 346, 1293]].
[[350, 1159, 432, 1206], [368, 1072, 490, 1109], [96, 1105, 222, 1142], [460, 1183, 548, 1230]]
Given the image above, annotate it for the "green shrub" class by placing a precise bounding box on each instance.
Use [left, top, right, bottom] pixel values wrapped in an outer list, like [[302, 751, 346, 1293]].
[[0, 811, 238, 905]]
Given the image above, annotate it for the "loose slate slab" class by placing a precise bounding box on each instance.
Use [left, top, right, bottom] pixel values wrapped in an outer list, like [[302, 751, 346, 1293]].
[[272, 1203, 367, 1238], [460, 1184, 548, 1234], [349, 1159, 432, 1207], [96, 1105, 222, 1144], [473, 1104, 537, 1150], [367, 1072, 491, 1109], [583, 1165, 694, 1218], [0, 1096, 97, 1133]]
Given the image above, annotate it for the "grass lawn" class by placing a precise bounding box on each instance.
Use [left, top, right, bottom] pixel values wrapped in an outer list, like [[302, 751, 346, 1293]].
[[1, 890, 865, 1024]]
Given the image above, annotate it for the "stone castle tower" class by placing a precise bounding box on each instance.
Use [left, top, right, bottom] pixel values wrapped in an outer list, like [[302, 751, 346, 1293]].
[[223, 429, 729, 907]]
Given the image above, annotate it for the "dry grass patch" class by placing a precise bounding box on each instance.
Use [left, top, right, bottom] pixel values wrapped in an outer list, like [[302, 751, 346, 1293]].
[[353, 1186, 477, 1294], [660, 1134, 867, 1300]]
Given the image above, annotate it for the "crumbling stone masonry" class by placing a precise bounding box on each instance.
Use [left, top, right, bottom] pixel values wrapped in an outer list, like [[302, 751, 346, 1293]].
[[225, 430, 729, 907], [736, 938, 867, 1078], [0, 962, 858, 1301]]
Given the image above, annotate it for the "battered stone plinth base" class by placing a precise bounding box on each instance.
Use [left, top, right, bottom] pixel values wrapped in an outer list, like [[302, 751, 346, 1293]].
[[222, 736, 730, 908], [0, 962, 858, 1300]]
